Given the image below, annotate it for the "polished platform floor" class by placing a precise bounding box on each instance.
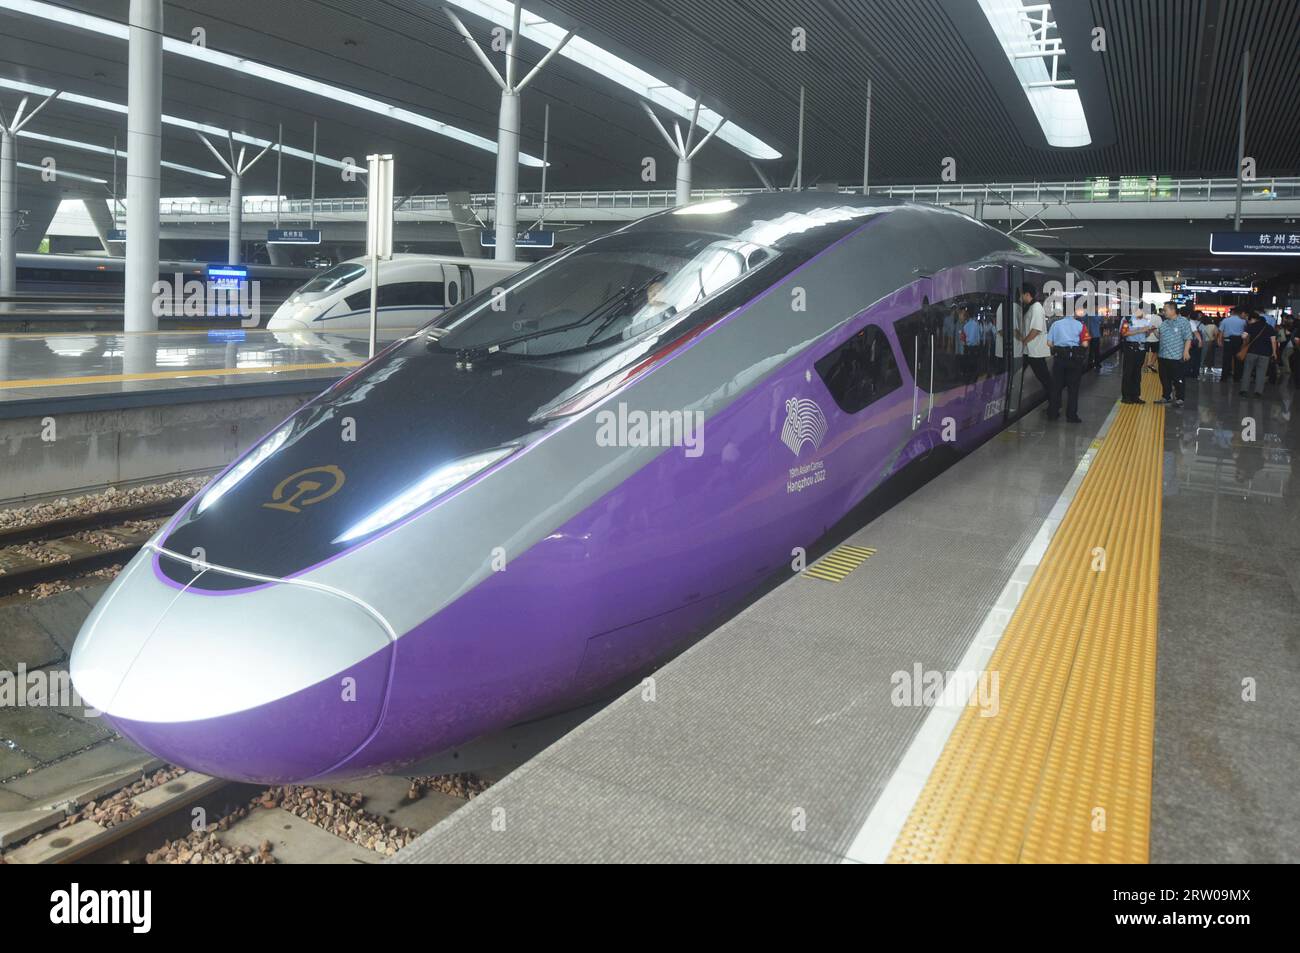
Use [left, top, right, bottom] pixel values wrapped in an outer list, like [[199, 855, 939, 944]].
[[0, 328, 411, 408], [397, 356, 1298, 863], [1152, 368, 1298, 862]]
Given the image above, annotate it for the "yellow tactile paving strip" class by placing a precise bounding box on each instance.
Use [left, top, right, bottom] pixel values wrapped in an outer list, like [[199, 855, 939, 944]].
[[888, 372, 1164, 863], [802, 544, 877, 582], [0, 360, 363, 390]]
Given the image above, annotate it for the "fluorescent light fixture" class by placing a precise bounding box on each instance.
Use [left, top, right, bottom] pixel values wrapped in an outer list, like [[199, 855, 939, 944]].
[[0, 77, 357, 173], [18, 130, 225, 179], [197, 422, 293, 514], [0, 0, 544, 166], [18, 161, 105, 183], [334, 446, 515, 543], [977, 0, 1091, 147], [444, 0, 781, 160]]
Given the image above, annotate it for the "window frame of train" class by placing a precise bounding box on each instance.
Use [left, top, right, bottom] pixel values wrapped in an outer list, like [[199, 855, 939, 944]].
[[891, 291, 1005, 397], [345, 281, 445, 312], [814, 323, 903, 414]]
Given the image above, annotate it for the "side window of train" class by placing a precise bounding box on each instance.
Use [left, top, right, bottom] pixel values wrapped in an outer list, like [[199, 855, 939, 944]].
[[378, 282, 445, 308], [895, 293, 1002, 391], [345, 282, 445, 311], [814, 324, 903, 414]]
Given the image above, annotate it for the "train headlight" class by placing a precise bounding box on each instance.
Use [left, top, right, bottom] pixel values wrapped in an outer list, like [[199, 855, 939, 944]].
[[333, 446, 516, 544], [197, 423, 294, 514]]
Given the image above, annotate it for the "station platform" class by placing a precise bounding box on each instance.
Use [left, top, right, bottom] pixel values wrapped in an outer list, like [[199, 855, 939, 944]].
[[0, 327, 412, 503], [397, 360, 1299, 863], [0, 328, 405, 419]]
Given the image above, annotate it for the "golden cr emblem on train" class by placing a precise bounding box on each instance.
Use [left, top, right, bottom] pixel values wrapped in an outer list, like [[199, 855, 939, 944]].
[[262, 465, 346, 513]]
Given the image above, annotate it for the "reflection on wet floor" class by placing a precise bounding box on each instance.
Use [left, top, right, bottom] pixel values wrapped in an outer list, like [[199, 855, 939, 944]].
[[1164, 367, 1295, 504]]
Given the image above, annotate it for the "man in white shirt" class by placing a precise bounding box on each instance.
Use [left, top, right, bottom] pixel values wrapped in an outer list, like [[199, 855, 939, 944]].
[[1017, 283, 1053, 404]]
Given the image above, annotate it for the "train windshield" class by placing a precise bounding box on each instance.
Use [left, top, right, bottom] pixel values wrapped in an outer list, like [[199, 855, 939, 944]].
[[434, 230, 776, 359], [296, 262, 365, 295]]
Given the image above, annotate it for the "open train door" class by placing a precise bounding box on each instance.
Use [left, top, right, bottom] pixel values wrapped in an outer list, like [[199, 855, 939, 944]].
[[1002, 263, 1023, 417]]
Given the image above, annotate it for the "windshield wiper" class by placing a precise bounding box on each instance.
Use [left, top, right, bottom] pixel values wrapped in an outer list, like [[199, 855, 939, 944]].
[[454, 272, 668, 364]]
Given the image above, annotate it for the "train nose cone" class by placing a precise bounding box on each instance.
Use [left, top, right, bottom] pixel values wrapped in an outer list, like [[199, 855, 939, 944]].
[[70, 553, 395, 784]]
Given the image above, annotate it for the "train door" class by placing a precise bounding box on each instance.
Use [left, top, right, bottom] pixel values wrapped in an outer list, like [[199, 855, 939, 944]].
[[1001, 264, 1022, 416], [458, 264, 475, 300], [442, 265, 461, 308]]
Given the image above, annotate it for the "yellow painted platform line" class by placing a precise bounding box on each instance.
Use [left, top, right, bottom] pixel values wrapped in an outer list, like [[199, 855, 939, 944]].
[[0, 360, 362, 390], [803, 544, 877, 582], [888, 373, 1164, 864]]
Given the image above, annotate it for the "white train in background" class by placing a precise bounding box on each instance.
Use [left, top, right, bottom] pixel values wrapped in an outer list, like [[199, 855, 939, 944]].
[[266, 254, 527, 331]]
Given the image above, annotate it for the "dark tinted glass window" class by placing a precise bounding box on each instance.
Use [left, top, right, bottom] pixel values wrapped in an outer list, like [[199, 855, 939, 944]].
[[347, 282, 445, 311], [815, 324, 902, 413], [894, 293, 1001, 392], [299, 262, 365, 295]]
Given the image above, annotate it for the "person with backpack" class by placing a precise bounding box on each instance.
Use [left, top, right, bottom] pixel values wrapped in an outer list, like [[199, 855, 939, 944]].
[[1239, 310, 1277, 398]]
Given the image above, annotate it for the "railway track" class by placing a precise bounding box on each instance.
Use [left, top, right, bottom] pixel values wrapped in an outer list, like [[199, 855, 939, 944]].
[[0, 496, 189, 597], [1, 765, 490, 864]]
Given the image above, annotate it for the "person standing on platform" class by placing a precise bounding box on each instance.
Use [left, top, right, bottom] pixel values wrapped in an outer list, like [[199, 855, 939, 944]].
[[1078, 301, 1102, 372], [1186, 308, 1205, 380], [1264, 311, 1280, 384], [1046, 305, 1089, 422], [1201, 312, 1219, 378], [1240, 310, 1277, 398], [1155, 302, 1193, 406], [1017, 283, 1053, 402], [1120, 306, 1154, 404], [1219, 306, 1248, 384], [1143, 310, 1160, 374]]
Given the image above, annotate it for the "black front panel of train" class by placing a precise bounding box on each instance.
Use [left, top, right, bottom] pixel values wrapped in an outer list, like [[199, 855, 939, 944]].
[[161, 343, 577, 590]]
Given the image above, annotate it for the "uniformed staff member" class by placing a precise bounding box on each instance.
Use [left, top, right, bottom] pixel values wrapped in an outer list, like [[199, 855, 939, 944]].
[[1120, 306, 1155, 404], [1219, 307, 1248, 384], [1046, 304, 1089, 422]]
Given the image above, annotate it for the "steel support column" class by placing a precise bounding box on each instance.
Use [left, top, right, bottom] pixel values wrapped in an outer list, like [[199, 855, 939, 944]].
[[125, 0, 163, 333], [494, 91, 520, 262], [0, 129, 15, 297], [228, 172, 242, 265]]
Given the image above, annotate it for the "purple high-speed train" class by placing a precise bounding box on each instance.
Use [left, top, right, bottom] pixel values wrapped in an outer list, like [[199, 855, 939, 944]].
[[70, 194, 1097, 783]]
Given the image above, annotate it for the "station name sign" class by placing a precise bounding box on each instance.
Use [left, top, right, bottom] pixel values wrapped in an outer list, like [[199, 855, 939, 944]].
[[267, 228, 323, 245], [480, 229, 555, 249], [1210, 231, 1300, 256]]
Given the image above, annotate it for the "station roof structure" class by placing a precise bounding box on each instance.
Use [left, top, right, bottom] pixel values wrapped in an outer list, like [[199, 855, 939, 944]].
[[1, 0, 1297, 203]]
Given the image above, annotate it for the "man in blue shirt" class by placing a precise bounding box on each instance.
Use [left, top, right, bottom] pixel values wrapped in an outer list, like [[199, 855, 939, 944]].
[[1155, 302, 1193, 405], [1046, 307, 1088, 422], [1218, 307, 1248, 383], [1073, 301, 1103, 372]]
